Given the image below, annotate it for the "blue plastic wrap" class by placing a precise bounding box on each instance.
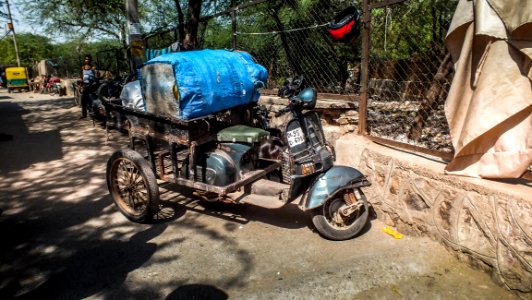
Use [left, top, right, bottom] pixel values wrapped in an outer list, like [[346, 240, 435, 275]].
[[141, 49, 267, 120]]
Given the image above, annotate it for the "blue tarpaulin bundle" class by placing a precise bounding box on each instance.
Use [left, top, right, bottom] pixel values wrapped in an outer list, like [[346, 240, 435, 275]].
[[140, 49, 267, 120]]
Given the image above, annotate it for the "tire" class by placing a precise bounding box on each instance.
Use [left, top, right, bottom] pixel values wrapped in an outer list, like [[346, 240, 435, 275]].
[[311, 188, 369, 241], [106, 149, 160, 223], [49, 86, 58, 96], [97, 83, 110, 102], [98, 82, 119, 102]]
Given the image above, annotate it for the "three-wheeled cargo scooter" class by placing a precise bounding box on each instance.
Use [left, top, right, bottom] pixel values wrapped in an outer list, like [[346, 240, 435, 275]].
[[104, 50, 371, 240]]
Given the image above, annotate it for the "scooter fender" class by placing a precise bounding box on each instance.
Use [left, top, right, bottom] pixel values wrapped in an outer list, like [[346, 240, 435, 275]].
[[304, 165, 369, 210]]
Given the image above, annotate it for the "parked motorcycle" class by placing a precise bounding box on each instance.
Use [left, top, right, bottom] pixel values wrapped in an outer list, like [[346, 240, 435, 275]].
[[76, 78, 106, 121], [97, 73, 136, 102], [45, 76, 64, 96], [96, 74, 136, 130]]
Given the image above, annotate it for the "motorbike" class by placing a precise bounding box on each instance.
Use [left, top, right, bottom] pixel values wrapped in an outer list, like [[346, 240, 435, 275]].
[[97, 73, 136, 102], [84, 80, 106, 121], [105, 86, 371, 241], [96, 74, 137, 131], [45, 76, 64, 96], [75, 76, 106, 121]]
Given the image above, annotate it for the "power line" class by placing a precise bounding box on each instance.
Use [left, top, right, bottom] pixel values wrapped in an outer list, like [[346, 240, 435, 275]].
[[0, 29, 10, 40], [235, 22, 329, 35]]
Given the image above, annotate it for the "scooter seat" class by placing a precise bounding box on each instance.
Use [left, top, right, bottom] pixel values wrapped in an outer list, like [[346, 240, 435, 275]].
[[217, 125, 270, 143]]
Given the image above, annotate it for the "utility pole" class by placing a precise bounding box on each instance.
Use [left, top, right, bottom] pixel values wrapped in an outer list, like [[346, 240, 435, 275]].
[[5, 0, 21, 67], [125, 0, 145, 73]]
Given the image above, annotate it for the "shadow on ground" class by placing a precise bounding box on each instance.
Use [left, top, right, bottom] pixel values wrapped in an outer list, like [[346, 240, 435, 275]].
[[158, 182, 310, 231], [0, 98, 252, 299], [0, 102, 63, 173]]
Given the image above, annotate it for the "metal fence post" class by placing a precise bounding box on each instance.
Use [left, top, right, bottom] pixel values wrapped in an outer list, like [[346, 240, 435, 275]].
[[231, 9, 237, 49], [359, 0, 371, 135], [126, 0, 145, 73]]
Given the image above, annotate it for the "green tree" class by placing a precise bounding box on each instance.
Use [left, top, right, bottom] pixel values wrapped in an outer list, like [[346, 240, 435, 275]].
[[47, 38, 123, 77], [21, 0, 127, 44], [370, 0, 457, 60], [20, 0, 224, 50], [0, 33, 53, 66]]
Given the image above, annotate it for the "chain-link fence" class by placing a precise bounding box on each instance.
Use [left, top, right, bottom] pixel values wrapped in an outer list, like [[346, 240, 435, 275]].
[[199, 0, 456, 158], [363, 0, 456, 157], [145, 28, 179, 49], [201, 0, 360, 95], [140, 0, 457, 159], [95, 48, 130, 77]]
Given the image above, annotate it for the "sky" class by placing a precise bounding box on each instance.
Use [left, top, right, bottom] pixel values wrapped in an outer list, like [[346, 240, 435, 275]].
[[1, 0, 47, 39]]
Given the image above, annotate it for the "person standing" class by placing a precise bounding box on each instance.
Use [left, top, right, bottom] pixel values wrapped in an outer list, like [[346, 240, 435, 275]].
[[80, 54, 98, 119]]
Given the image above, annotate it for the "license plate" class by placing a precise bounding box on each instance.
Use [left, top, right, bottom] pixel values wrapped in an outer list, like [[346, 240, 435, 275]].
[[286, 127, 305, 147]]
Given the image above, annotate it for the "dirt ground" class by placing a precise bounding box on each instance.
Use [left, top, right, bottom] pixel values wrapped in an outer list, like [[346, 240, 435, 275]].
[[0, 89, 524, 299]]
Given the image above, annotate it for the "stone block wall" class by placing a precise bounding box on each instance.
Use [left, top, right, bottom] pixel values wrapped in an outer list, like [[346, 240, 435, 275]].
[[336, 135, 532, 295]]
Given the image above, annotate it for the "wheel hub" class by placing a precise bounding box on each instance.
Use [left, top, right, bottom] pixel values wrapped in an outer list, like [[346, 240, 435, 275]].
[[328, 198, 349, 226]]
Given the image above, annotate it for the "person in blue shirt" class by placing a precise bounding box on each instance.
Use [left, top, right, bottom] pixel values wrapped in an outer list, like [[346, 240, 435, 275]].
[[80, 54, 98, 119]]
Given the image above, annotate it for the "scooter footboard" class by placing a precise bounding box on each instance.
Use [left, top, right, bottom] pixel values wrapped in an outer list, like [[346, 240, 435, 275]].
[[304, 166, 371, 210]]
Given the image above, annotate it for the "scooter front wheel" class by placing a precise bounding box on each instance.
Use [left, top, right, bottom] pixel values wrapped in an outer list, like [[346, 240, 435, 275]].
[[311, 188, 369, 241], [106, 149, 160, 223]]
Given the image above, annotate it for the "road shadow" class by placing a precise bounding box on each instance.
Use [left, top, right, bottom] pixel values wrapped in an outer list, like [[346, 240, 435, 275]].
[[0, 101, 63, 173], [166, 284, 228, 300], [0, 97, 259, 299], [156, 182, 376, 240], [158, 183, 309, 231], [13, 225, 167, 300]]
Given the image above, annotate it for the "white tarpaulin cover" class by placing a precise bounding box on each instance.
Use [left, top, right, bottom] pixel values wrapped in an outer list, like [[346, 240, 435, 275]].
[[120, 80, 145, 110], [444, 0, 532, 178]]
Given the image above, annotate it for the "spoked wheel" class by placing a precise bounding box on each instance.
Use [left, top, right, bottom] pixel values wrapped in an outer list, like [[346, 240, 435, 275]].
[[106, 149, 160, 223], [312, 188, 369, 241]]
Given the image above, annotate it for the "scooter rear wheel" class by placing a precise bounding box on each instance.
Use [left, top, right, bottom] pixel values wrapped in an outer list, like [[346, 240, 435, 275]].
[[106, 149, 160, 223], [311, 188, 369, 241]]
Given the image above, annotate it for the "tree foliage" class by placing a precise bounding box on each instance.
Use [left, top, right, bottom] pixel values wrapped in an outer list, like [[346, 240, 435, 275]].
[[203, 0, 361, 91], [0, 33, 53, 66], [20, 0, 219, 49], [9, 0, 458, 89], [21, 0, 127, 43], [370, 0, 457, 60], [0, 31, 122, 77]]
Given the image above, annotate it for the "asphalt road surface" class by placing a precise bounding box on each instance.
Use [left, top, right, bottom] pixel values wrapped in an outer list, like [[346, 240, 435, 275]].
[[0, 89, 522, 299]]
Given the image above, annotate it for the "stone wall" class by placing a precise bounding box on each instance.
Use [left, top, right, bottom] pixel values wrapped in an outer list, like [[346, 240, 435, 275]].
[[336, 134, 532, 295], [259, 95, 531, 295]]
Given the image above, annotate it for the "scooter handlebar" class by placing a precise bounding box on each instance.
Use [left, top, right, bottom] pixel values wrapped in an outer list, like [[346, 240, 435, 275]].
[[290, 97, 302, 107], [275, 95, 304, 117], [275, 106, 291, 117]]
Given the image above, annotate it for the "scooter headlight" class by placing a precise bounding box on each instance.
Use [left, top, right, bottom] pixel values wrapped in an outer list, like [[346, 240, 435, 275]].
[[299, 88, 317, 110]]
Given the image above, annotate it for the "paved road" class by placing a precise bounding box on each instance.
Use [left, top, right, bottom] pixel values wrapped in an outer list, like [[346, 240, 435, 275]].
[[0, 89, 521, 299]]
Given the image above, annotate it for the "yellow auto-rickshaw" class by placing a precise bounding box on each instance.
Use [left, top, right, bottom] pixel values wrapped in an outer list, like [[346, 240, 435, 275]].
[[5, 67, 29, 93]]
